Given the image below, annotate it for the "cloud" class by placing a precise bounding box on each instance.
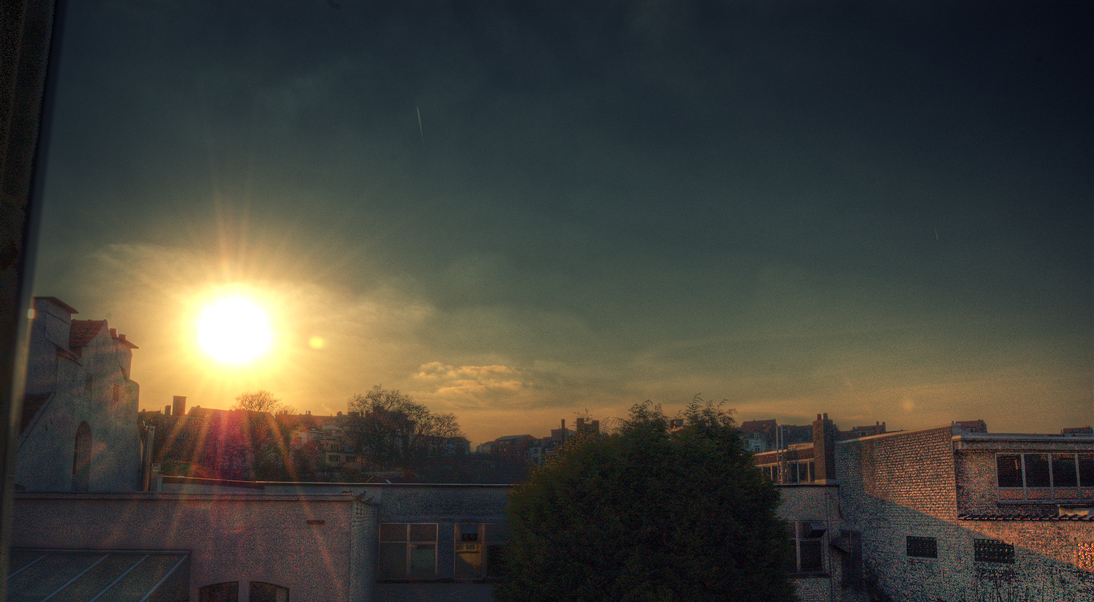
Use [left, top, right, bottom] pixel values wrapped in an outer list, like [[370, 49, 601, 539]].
[[413, 362, 526, 407]]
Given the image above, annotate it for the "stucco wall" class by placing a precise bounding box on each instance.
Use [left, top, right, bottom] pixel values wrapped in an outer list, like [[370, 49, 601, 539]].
[[12, 493, 375, 602], [18, 301, 142, 492]]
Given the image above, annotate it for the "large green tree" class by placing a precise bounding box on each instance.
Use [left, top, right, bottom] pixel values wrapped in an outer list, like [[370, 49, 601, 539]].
[[497, 398, 796, 602]]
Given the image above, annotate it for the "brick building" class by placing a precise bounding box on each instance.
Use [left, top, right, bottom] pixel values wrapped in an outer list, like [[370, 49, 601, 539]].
[[836, 427, 1093, 601], [751, 416, 1093, 601]]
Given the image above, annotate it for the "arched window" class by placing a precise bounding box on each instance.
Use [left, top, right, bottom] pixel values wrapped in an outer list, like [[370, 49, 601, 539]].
[[249, 582, 289, 602], [198, 582, 238, 602], [72, 422, 91, 491]]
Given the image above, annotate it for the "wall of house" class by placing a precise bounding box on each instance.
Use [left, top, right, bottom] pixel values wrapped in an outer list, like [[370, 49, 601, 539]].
[[961, 519, 1094, 600], [775, 485, 846, 602], [351, 485, 508, 602], [837, 427, 1094, 601], [17, 316, 141, 492], [157, 481, 511, 601], [12, 492, 376, 602], [837, 427, 971, 600]]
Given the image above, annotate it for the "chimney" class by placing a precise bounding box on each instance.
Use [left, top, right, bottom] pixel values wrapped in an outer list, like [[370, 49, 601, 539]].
[[165, 405, 171, 416], [561, 419, 565, 430], [172, 396, 187, 417], [812, 413, 838, 483]]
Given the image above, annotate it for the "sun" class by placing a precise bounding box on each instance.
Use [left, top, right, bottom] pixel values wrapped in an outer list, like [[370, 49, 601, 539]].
[[198, 297, 272, 364]]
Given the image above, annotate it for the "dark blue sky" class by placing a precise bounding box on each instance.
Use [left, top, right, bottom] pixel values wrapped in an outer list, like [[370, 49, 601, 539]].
[[33, 0, 1092, 443]]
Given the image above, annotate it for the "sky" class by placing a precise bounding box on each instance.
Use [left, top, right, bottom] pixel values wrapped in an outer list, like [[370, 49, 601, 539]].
[[31, 0, 1092, 446]]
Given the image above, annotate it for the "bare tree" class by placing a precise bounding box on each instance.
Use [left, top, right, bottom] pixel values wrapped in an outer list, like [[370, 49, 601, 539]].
[[348, 385, 464, 468], [233, 390, 293, 414]]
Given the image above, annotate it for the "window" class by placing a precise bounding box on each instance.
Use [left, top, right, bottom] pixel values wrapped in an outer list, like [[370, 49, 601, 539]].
[[1052, 454, 1078, 487], [759, 465, 776, 481], [756, 461, 813, 484], [454, 523, 509, 580], [906, 536, 937, 559], [1080, 454, 1094, 487], [974, 539, 1014, 564], [797, 460, 814, 483], [199, 582, 238, 602], [788, 521, 825, 574], [379, 523, 437, 580], [998, 452, 1093, 491], [997, 454, 1022, 487], [249, 582, 288, 602], [72, 422, 91, 492], [1024, 454, 1050, 487]]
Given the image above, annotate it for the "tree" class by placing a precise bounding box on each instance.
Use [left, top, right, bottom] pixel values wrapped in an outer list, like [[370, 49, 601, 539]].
[[229, 391, 294, 479], [496, 397, 796, 602], [348, 385, 463, 469], [233, 390, 294, 414]]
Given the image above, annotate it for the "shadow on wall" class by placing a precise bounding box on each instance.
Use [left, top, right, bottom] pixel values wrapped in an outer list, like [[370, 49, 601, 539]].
[[836, 441, 1092, 600], [847, 499, 1093, 602]]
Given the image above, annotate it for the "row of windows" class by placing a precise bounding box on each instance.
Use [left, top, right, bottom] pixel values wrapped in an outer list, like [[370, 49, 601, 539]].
[[199, 582, 288, 602], [378, 523, 508, 581], [906, 537, 1015, 564], [996, 453, 1094, 489], [759, 460, 815, 484]]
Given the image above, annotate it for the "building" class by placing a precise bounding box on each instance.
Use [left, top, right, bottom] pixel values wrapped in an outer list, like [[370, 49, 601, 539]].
[[837, 426, 1093, 601], [12, 480, 511, 602], [17, 297, 143, 492], [751, 414, 1094, 601]]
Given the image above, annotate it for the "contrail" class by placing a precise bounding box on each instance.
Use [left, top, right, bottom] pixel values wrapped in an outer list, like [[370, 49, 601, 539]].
[[416, 106, 424, 142], [934, 227, 939, 241]]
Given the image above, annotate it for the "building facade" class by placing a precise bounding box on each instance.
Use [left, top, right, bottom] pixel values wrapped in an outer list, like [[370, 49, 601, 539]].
[[17, 297, 142, 492]]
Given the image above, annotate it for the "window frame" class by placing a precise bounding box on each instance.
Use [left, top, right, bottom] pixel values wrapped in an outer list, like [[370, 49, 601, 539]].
[[973, 538, 1014, 564], [198, 582, 239, 602], [906, 536, 937, 559], [788, 520, 825, 575], [453, 522, 509, 581], [248, 581, 289, 602], [996, 451, 1090, 493], [378, 523, 439, 581]]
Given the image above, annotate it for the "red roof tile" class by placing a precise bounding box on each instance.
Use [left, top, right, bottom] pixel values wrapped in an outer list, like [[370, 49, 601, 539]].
[[69, 320, 106, 350]]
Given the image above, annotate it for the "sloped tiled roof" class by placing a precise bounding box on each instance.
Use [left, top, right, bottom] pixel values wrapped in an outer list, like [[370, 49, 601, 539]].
[[69, 319, 106, 350]]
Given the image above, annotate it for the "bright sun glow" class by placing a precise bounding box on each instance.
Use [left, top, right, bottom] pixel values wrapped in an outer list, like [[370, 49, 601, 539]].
[[198, 297, 272, 364]]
